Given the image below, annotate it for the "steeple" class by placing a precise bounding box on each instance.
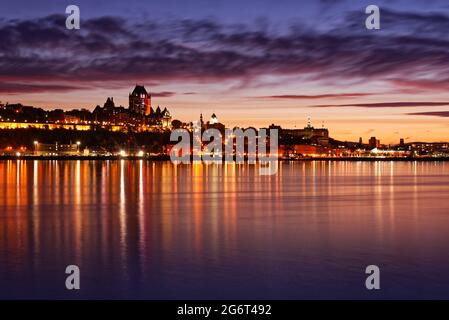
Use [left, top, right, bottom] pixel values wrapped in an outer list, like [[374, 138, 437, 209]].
[[210, 113, 218, 124], [307, 116, 312, 129]]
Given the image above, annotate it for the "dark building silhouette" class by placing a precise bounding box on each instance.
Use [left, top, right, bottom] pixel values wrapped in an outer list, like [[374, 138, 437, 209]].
[[129, 85, 152, 115], [93, 97, 128, 123], [204, 113, 225, 132], [269, 119, 329, 146], [369, 136, 380, 149], [147, 105, 172, 128]]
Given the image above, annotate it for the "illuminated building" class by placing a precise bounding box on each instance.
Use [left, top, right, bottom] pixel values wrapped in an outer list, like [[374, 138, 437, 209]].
[[269, 118, 329, 146], [161, 108, 172, 128], [34, 143, 80, 156], [210, 113, 218, 124], [94, 97, 129, 124], [129, 85, 152, 115], [369, 137, 380, 149], [0, 122, 94, 131], [205, 113, 225, 132]]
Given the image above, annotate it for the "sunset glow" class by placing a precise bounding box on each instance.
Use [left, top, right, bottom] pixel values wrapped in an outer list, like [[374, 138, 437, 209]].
[[1, 0, 449, 143]]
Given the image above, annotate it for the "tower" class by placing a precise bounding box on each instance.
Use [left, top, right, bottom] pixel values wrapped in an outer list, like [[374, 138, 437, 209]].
[[129, 85, 151, 115], [369, 137, 380, 149], [307, 116, 312, 129], [210, 113, 218, 124], [161, 107, 172, 128]]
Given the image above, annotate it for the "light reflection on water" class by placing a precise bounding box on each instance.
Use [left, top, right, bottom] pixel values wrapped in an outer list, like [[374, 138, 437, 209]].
[[0, 160, 449, 299]]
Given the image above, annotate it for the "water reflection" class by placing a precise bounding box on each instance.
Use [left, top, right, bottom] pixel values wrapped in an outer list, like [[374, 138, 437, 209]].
[[0, 160, 449, 299]]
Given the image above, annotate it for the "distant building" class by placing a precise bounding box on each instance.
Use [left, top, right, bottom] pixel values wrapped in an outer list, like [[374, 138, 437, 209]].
[[63, 114, 80, 123], [129, 85, 152, 115], [147, 106, 172, 129], [210, 113, 219, 124], [204, 113, 225, 132], [369, 136, 380, 149], [35, 143, 80, 156], [104, 97, 114, 108], [161, 107, 172, 128], [279, 144, 345, 158], [400, 138, 405, 147], [93, 97, 128, 123], [0, 84, 175, 132], [269, 119, 329, 146]]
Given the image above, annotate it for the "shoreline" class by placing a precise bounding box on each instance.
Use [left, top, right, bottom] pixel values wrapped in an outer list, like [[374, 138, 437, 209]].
[[0, 155, 449, 161]]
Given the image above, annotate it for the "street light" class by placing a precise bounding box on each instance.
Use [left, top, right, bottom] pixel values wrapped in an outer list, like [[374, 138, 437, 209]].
[[76, 141, 81, 153]]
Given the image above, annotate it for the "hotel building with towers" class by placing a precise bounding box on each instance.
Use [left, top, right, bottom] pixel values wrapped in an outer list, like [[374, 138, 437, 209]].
[[129, 85, 152, 115]]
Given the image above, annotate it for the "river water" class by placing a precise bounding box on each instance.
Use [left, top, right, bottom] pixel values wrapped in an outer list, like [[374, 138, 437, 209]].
[[0, 160, 448, 299]]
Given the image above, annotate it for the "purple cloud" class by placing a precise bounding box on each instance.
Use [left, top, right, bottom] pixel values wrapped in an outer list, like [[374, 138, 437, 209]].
[[151, 91, 176, 97], [259, 93, 374, 100], [0, 82, 84, 94], [1, 8, 449, 95], [311, 102, 449, 108], [408, 111, 449, 117]]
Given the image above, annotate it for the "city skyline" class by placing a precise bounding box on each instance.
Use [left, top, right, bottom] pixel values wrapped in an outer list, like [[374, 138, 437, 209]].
[[1, 0, 449, 143], [2, 1, 449, 302], [0, 88, 444, 146]]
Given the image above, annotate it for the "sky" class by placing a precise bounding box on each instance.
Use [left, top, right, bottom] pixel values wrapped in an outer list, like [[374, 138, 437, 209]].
[[1, 0, 449, 143]]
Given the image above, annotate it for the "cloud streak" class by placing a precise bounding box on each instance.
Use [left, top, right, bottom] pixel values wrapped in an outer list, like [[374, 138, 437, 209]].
[[259, 93, 373, 100], [151, 91, 176, 97], [2, 8, 449, 95], [0, 82, 84, 94], [408, 111, 449, 117], [311, 102, 449, 108]]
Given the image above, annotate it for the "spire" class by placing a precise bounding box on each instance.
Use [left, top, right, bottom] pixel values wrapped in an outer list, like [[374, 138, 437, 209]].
[[210, 113, 218, 124], [307, 116, 312, 128]]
